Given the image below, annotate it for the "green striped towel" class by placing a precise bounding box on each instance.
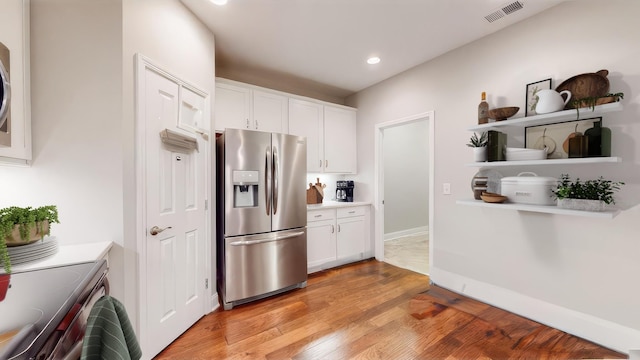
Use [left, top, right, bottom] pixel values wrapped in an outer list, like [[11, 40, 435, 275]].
[[81, 295, 142, 360]]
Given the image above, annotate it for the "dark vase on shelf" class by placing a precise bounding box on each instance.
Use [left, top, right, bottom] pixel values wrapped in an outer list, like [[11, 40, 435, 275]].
[[584, 120, 611, 157]]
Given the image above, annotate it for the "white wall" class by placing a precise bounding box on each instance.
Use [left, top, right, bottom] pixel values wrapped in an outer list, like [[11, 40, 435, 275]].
[[347, 1, 640, 353], [0, 0, 123, 242], [383, 121, 429, 236], [0, 0, 125, 286], [0, 0, 215, 342]]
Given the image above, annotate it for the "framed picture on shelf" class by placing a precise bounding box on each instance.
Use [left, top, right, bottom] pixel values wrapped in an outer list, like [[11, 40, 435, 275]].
[[525, 78, 552, 117], [525, 117, 602, 159]]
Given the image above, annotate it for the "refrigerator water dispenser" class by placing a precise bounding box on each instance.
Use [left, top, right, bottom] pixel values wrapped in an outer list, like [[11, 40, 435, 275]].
[[233, 170, 258, 207]]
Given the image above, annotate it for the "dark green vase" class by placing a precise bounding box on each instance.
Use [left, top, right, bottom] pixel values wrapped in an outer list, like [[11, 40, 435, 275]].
[[584, 120, 611, 157]]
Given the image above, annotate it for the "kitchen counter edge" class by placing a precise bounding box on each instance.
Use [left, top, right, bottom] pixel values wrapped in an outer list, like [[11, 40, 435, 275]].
[[10, 240, 113, 272], [307, 201, 371, 210]]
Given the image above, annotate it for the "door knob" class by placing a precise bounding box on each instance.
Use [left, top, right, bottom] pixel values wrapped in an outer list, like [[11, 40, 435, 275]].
[[150, 226, 172, 236]]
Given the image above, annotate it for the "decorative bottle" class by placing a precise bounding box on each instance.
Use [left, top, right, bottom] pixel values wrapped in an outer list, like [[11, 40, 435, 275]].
[[478, 92, 489, 124], [584, 120, 610, 157]]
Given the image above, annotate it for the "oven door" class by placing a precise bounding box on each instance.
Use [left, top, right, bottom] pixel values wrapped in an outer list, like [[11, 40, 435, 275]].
[[0, 41, 11, 147]]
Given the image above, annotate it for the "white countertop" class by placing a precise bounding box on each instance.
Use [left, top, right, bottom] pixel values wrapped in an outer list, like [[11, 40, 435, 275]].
[[307, 201, 371, 210], [10, 240, 113, 272]]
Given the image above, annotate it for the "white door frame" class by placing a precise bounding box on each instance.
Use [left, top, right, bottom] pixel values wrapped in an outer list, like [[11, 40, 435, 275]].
[[134, 53, 211, 354], [374, 111, 435, 272]]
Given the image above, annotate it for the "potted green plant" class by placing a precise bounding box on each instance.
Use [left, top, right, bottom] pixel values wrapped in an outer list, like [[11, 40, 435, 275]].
[[467, 132, 488, 162], [571, 92, 624, 120], [551, 174, 624, 211], [0, 205, 59, 274]]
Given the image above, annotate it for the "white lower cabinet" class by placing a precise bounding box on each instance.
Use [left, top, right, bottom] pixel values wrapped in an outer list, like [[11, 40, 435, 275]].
[[336, 207, 365, 261], [306, 209, 336, 271], [307, 205, 369, 274]]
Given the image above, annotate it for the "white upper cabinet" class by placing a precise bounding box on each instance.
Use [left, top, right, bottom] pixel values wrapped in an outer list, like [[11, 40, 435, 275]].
[[216, 78, 358, 174], [0, 0, 31, 163], [214, 79, 287, 133], [288, 98, 324, 172], [252, 89, 288, 133], [214, 81, 250, 131], [323, 105, 356, 174], [288, 100, 357, 174]]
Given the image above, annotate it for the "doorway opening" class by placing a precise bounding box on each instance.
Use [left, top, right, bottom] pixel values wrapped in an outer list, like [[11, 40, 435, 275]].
[[374, 111, 434, 275]]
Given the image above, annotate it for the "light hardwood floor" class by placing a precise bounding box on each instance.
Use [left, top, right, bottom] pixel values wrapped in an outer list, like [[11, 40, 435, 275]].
[[384, 232, 429, 275], [156, 260, 624, 360]]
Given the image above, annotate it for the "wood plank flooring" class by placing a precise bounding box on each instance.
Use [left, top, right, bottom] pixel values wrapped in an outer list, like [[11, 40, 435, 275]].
[[155, 260, 625, 360]]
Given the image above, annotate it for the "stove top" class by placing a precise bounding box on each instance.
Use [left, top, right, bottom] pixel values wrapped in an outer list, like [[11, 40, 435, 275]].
[[0, 260, 107, 359]]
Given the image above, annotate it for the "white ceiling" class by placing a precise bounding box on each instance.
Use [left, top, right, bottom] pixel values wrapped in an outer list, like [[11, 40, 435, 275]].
[[181, 0, 565, 99]]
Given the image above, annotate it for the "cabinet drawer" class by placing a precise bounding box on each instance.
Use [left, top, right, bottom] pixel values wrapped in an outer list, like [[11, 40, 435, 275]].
[[337, 206, 365, 218], [307, 209, 335, 222]]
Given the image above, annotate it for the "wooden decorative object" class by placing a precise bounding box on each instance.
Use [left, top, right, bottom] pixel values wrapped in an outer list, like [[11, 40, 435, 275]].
[[306, 178, 326, 204]]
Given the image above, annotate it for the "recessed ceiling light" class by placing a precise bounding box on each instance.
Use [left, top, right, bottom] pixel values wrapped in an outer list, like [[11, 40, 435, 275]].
[[367, 57, 381, 65], [210, 0, 228, 5]]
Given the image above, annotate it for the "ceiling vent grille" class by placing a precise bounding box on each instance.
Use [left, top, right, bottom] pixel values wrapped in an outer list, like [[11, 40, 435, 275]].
[[502, 1, 524, 15], [484, 1, 524, 23]]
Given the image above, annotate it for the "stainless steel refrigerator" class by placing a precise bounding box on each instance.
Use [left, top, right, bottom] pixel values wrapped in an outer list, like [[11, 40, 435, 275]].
[[216, 128, 307, 310]]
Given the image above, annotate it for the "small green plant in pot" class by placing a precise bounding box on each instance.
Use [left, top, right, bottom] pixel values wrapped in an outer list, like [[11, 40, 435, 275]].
[[0, 205, 60, 274], [551, 174, 624, 211], [468, 132, 488, 162]]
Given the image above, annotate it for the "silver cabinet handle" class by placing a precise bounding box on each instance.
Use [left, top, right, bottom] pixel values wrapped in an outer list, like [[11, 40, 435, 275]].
[[150, 226, 172, 236], [314, 214, 322, 218], [246, 119, 250, 128], [255, 119, 259, 129], [337, 224, 341, 232], [265, 145, 272, 215], [272, 146, 279, 215], [331, 225, 335, 233], [230, 231, 305, 246]]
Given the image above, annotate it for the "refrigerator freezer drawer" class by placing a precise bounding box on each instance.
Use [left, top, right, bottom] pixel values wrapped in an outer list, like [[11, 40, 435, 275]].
[[224, 228, 307, 305]]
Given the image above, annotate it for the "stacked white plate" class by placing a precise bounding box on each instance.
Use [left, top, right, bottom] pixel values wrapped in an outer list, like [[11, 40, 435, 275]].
[[505, 147, 547, 161], [7, 236, 59, 266]]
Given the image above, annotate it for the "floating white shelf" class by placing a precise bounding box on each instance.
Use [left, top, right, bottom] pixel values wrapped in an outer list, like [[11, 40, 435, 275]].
[[465, 156, 622, 167], [457, 199, 620, 219], [467, 102, 623, 131]]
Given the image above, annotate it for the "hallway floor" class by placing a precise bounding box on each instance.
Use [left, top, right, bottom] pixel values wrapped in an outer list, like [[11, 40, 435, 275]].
[[384, 232, 429, 275]]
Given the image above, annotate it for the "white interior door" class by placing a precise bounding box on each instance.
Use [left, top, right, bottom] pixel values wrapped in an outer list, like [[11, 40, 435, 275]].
[[139, 64, 208, 358]]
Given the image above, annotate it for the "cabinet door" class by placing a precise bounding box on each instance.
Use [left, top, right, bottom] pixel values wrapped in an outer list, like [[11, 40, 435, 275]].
[[307, 218, 337, 273], [0, 0, 31, 162], [336, 215, 365, 261], [252, 90, 288, 133], [324, 106, 356, 173], [289, 98, 323, 172], [214, 82, 251, 131]]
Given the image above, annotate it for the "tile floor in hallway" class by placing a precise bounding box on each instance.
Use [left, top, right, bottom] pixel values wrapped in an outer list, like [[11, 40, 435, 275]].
[[384, 232, 429, 275]]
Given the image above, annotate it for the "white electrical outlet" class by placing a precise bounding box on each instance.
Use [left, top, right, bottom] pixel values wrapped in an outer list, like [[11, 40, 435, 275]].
[[443, 183, 451, 195]]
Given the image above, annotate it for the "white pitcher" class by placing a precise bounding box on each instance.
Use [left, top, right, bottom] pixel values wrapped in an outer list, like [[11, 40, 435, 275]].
[[535, 89, 572, 114]]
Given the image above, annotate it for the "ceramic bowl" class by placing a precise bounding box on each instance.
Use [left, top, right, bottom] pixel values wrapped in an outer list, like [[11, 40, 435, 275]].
[[488, 107, 519, 121]]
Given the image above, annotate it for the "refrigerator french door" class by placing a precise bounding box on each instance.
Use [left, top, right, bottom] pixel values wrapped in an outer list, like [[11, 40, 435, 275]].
[[216, 128, 307, 310]]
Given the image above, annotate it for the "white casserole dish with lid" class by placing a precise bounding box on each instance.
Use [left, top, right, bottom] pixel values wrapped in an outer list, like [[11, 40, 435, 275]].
[[501, 172, 557, 205]]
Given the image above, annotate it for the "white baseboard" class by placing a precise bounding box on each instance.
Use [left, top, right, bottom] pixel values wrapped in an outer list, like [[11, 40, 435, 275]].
[[384, 226, 428, 241], [430, 266, 640, 355], [209, 292, 220, 313]]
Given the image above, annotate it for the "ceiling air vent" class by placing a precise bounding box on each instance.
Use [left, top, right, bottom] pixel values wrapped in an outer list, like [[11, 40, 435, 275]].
[[484, 1, 524, 23]]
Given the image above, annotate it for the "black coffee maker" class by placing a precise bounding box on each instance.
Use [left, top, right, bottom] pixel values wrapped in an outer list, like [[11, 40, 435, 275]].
[[336, 180, 354, 202]]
